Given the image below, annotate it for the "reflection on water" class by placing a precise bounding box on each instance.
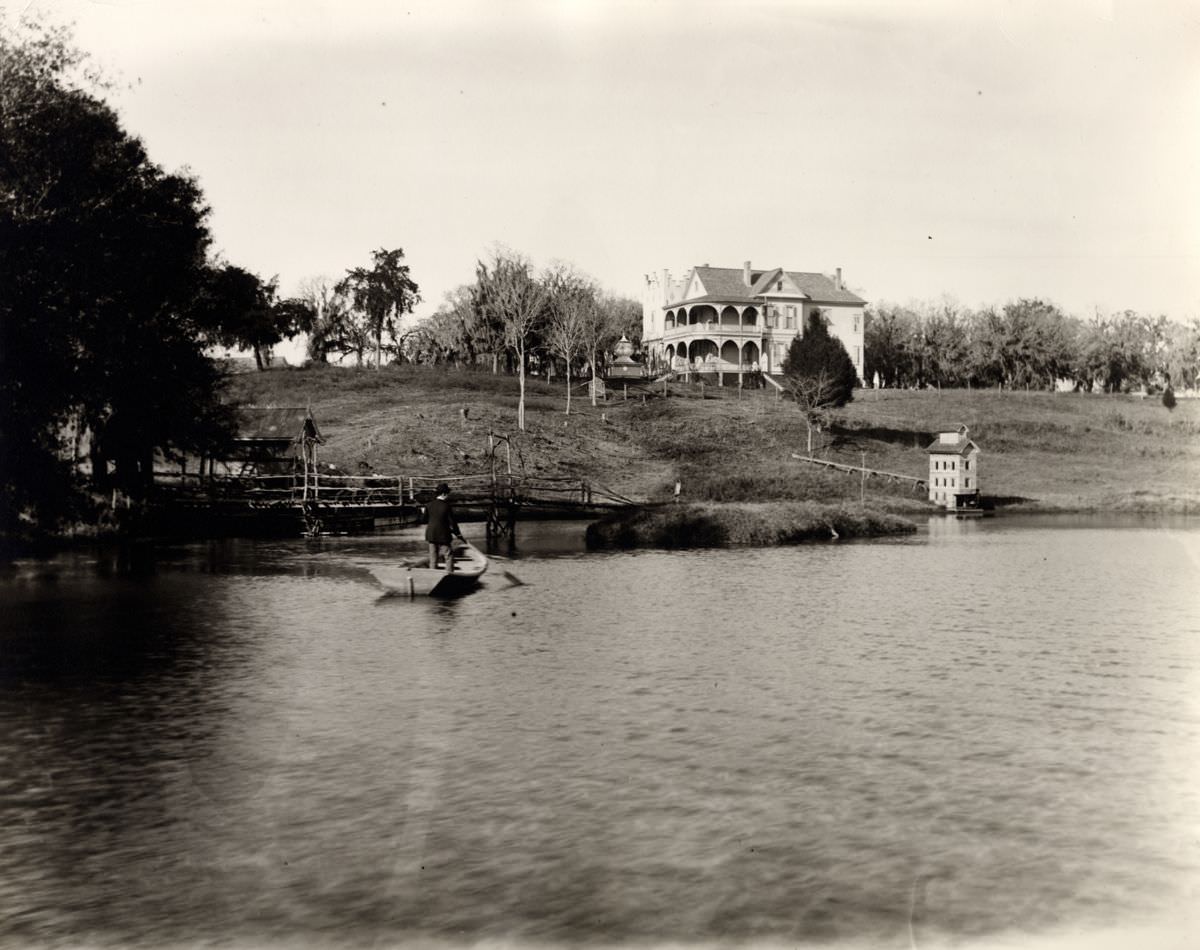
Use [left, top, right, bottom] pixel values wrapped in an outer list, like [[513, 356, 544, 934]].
[[1, 516, 1198, 949]]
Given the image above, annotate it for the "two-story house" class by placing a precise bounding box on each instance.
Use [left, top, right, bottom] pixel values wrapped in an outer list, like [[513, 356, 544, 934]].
[[641, 261, 866, 384]]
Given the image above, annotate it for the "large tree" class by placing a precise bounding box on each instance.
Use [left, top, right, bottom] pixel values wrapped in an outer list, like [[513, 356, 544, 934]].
[[1, 15, 233, 524], [196, 264, 308, 370], [420, 283, 489, 367], [782, 309, 859, 455], [337, 247, 421, 369], [971, 298, 1073, 390], [864, 303, 919, 388], [295, 275, 352, 364]]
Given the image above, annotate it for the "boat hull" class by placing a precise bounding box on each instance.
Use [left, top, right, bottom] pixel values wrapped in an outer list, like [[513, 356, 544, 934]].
[[369, 544, 489, 597]]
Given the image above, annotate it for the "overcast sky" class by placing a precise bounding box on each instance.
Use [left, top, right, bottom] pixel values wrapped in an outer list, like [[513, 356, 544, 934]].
[[26, 0, 1200, 325]]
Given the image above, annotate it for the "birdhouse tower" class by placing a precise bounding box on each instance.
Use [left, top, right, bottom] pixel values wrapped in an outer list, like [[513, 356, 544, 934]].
[[926, 425, 980, 510]]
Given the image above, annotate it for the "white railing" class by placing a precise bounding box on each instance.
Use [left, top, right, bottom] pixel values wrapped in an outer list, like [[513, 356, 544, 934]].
[[663, 323, 762, 337]]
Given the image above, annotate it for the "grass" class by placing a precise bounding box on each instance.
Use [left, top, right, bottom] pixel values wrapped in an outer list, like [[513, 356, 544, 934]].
[[585, 501, 916, 549], [226, 364, 1200, 516]]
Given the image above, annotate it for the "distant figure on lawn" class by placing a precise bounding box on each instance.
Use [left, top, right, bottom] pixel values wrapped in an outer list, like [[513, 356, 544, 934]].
[[425, 482, 464, 572]]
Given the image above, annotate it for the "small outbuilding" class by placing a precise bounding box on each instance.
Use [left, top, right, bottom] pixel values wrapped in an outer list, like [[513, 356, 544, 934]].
[[215, 407, 324, 476], [926, 425, 980, 510]]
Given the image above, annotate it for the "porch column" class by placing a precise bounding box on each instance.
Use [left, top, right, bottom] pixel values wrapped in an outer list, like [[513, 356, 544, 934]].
[[737, 307, 745, 388]]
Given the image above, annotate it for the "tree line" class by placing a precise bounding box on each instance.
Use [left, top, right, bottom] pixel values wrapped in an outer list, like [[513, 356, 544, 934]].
[[289, 251, 642, 428], [295, 252, 640, 375], [405, 253, 641, 423], [866, 298, 1200, 394]]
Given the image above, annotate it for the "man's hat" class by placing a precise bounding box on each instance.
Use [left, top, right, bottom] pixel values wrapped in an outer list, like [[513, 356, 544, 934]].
[[436, 482, 450, 495]]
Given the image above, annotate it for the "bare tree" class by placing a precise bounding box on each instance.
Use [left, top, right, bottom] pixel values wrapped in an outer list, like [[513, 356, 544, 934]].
[[544, 265, 594, 415], [581, 293, 624, 406], [475, 252, 546, 431], [784, 369, 841, 456]]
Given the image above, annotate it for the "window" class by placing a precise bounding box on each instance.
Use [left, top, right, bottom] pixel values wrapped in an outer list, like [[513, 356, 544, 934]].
[[853, 314, 860, 332], [785, 306, 796, 329]]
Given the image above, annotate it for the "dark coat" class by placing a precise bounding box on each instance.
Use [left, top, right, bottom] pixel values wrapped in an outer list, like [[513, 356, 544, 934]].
[[424, 496, 460, 545]]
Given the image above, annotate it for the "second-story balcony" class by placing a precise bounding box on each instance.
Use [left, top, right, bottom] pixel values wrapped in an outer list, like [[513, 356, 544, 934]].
[[662, 322, 762, 341]]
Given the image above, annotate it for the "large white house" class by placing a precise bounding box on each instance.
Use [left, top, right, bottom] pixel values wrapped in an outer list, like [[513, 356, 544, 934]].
[[642, 262, 866, 384]]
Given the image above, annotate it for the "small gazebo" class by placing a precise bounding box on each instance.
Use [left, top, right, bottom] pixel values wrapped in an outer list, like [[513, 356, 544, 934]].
[[603, 336, 646, 384]]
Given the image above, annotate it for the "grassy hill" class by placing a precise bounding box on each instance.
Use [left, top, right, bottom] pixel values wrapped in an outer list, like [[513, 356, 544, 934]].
[[227, 364, 1200, 515]]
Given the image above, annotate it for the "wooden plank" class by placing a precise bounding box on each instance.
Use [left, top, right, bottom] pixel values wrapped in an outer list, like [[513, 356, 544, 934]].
[[790, 453, 924, 485]]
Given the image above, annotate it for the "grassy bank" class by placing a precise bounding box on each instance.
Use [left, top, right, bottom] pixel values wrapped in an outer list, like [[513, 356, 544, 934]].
[[585, 502, 916, 549], [227, 364, 1200, 515]]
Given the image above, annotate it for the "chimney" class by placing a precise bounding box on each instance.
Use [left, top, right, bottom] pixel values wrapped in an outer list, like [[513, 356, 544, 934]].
[[743, 260, 752, 286], [835, 267, 843, 290]]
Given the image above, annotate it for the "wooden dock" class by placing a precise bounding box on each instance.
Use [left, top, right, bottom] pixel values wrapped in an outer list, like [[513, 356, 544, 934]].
[[790, 453, 927, 491]]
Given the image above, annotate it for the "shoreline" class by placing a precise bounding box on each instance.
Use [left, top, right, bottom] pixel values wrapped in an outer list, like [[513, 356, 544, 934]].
[[3, 494, 1199, 560]]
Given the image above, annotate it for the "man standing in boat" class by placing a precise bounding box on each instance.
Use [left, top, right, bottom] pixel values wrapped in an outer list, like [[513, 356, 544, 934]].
[[425, 483, 464, 573]]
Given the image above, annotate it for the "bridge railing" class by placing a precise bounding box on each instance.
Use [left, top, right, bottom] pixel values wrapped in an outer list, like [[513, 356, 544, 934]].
[[153, 470, 636, 509]]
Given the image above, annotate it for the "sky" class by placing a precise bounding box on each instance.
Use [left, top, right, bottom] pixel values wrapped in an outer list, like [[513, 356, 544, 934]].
[[17, 0, 1200, 336]]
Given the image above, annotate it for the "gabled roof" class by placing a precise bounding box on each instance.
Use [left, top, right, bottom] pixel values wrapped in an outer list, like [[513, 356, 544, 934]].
[[682, 266, 759, 303], [665, 265, 866, 307], [234, 407, 317, 443], [926, 433, 979, 456], [783, 271, 866, 304], [749, 267, 786, 295]]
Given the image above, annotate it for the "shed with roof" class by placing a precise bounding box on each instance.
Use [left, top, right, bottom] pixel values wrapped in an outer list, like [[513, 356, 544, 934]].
[[217, 407, 324, 476], [927, 425, 980, 510]]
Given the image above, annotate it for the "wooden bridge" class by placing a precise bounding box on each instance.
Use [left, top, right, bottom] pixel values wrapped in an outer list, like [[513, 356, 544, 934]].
[[151, 469, 636, 538]]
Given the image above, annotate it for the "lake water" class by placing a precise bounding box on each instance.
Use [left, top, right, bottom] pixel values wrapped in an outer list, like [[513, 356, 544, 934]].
[[1, 516, 1198, 950]]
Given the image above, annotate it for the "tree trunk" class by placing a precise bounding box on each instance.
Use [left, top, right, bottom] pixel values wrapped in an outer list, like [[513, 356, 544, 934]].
[[253, 345, 265, 371], [565, 363, 572, 415], [517, 346, 527, 431], [590, 347, 598, 406], [90, 440, 109, 490], [374, 329, 382, 369]]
